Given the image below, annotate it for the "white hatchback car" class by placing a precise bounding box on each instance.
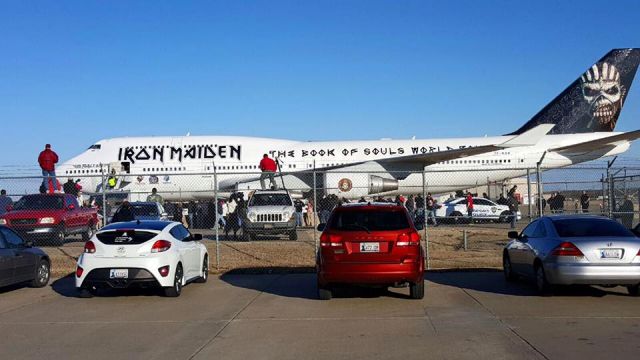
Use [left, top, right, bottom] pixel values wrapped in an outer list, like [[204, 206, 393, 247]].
[[76, 220, 208, 297]]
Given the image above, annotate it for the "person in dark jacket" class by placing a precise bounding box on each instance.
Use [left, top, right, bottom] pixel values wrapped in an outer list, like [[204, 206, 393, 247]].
[[618, 196, 635, 229], [580, 191, 590, 213], [63, 179, 79, 196], [112, 201, 135, 223], [507, 196, 519, 229], [38, 144, 59, 193]]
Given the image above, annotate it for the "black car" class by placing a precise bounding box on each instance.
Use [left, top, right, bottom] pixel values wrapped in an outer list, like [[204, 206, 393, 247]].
[[0, 226, 51, 289]]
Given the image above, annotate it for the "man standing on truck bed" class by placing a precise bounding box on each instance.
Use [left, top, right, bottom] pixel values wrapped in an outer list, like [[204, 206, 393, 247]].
[[259, 154, 278, 190], [38, 144, 60, 193]]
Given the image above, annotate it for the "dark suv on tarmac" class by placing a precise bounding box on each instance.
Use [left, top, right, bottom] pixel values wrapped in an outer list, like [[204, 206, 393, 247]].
[[316, 202, 425, 300]]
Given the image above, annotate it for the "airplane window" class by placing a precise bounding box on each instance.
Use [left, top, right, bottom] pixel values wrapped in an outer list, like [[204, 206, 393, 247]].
[[87, 144, 101, 150]]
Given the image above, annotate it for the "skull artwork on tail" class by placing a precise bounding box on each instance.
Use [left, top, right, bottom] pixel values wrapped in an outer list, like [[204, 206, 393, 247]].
[[580, 62, 625, 130]]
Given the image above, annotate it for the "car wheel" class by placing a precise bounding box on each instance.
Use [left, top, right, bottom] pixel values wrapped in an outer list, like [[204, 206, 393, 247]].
[[164, 264, 183, 297], [410, 278, 425, 299], [318, 284, 332, 300], [503, 253, 518, 282], [78, 287, 96, 298], [627, 284, 640, 296], [29, 259, 50, 288], [450, 211, 464, 224], [82, 223, 96, 242], [52, 227, 65, 247], [499, 211, 511, 223], [535, 264, 552, 295], [289, 230, 298, 241], [194, 256, 209, 283]]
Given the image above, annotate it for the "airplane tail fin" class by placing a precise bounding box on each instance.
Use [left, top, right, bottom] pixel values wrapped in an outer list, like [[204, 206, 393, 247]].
[[511, 48, 640, 135]]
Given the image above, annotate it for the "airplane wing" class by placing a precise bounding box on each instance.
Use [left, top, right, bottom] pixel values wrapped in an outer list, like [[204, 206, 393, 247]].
[[377, 124, 555, 167], [549, 130, 640, 153]]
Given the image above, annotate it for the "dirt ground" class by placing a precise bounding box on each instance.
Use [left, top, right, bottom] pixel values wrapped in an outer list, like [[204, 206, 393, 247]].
[[45, 223, 519, 278]]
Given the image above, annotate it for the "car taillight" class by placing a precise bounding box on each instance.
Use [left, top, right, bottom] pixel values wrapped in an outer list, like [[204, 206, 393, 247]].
[[84, 241, 96, 254], [151, 240, 172, 253], [551, 242, 584, 257], [319, 233, 342, 247], [397, 232, 421, 246], [76, 266, 84, 277], [158, 265, 170, 277]]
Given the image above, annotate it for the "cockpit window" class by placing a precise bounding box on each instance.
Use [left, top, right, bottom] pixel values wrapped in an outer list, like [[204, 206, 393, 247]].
[[88, 144, 101, 150]]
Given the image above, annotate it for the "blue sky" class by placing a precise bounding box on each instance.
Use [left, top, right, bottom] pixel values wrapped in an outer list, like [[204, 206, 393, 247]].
[[1, 0, 639, 169]]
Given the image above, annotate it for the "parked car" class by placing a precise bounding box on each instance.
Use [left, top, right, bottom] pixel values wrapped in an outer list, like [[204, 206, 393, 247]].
[[0, 194, 99, 246], [436, 197, 520, 223], [0, 226, 50, 289], [243, 190, 297, 240], [503, 215, 640, 295], [112, 201, 169, 221], [75, 220, 208, 297], [316, 202, 425, 300]]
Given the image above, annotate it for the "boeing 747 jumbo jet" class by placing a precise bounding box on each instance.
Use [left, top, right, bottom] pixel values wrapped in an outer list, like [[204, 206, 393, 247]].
[[59, 49, 640, 201]]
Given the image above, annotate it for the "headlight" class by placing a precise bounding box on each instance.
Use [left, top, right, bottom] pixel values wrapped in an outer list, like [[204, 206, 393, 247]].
[[283, 212, 292, 220], [0, 219, 6, 225], [39, 217, 55, 224], [248, 212, 257, 222]]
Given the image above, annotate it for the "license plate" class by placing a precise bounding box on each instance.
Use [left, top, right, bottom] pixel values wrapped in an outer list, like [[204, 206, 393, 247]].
[[360, 242, 380, 253], [109, 269, 129, 279], [264, 224, 273, 229], [601, 249, 623, 259]]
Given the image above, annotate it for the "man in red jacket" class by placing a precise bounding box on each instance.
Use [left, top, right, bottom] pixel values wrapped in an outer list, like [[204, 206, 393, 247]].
[[38, 144, 60, 193], [259, 154, 278, 190], [466, 192, 474, 221]]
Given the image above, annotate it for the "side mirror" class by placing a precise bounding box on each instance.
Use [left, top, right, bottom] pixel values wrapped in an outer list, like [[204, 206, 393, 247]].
[[415, 222, 424, 231], [24, 240, 34, 248], [192, 234, 203, 241], [161, 212, 168, 218], [67, 204, 76, 211], [317, 223, 326, 232], [507, 231, 519, 240]]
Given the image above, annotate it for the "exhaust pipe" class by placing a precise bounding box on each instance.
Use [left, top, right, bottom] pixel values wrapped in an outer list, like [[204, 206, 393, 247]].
[[369, 175, 398, 194]]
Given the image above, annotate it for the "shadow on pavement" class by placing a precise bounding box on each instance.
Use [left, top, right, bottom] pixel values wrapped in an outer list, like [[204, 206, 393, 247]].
[[427, 269, 630, 297], [51, 275, 164, 298], [221, 267, 415, 300]]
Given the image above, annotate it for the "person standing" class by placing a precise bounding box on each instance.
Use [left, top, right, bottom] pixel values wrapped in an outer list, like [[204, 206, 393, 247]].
[[466, 192, 474, 221], [112, 201, 135, 223], [405, 195, 415, 220], [580, 191, 590, 213], [556, 192, 566, 213], [63, 179, 78, 196], [294, 199, 304, 227], [618, 196, 635, 229], [508, 195, 519, 229], [147, 188, 164, 205], [426, 193, 438, 226], [304, 198, 314, 227], [259, 154, 278, 190], [38, 144, 59, 193], [0, 190, 12, 216]]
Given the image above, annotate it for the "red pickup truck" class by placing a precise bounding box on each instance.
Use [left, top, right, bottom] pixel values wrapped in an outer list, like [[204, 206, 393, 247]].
[[0, 194, 98, 246]]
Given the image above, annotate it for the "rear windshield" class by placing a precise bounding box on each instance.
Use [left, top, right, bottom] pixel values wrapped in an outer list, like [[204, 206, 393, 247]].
[[14, 195, 63, 210], [249, 194, 292, 206], [96, 230, 158, 245], [552, 218, 636, 237], [131, 204, 158, 216], [328, 209, 410, 232]]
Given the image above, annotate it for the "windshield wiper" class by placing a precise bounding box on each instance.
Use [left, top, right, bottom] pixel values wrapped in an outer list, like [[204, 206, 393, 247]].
[[344, 224, 371, 233]]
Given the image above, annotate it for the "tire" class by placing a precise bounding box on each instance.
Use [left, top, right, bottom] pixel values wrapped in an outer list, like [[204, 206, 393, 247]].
[[503, 253, 518, 282], [29, 259, 50, 288], [410, 278, 425, 300], [78, 287, 95, 298], [82, 223, 95, 242], [318, 284, 332, 300], [163, 264, 183, 297], [499, 211, 511, 223], [627, 284, 640, 296], [450, 211, 464, 224], [52, 226, 66, 247], [289, 230, 298, 241], [535, 263, 552, 295], [194, 256, 209, 283]]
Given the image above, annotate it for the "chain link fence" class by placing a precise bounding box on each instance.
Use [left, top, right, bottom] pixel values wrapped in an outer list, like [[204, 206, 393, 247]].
[[0, 164, 638, 275]]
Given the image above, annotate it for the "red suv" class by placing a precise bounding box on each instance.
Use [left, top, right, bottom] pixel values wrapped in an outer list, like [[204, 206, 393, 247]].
[[316, 203, 425, 300]]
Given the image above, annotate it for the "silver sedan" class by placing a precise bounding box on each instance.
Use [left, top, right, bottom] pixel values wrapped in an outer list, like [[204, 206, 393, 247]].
[[503, 215, 640, 295]]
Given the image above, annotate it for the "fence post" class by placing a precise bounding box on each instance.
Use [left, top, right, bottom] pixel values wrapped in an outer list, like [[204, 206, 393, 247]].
[[422, 170, 429, 270], [213, 164, 220, 270], [463, 229, 468, 251], [313, 163, 318, 254], [526, 168, 532, 221], [100, 163, 107, 227], [536, 152, 546, 218]]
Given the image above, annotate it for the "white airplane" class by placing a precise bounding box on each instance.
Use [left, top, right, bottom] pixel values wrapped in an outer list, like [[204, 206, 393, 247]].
[[59, 49, 640, 201]]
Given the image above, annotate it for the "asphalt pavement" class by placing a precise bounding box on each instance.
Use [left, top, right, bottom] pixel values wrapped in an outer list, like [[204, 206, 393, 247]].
[[1, 271, 640, 359]]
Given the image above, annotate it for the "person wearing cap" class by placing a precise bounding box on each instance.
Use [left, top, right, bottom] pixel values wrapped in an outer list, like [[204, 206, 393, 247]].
[[112, 201, 135, 223], [259, 154, 278, 190], [38, 144, 59, 193]]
